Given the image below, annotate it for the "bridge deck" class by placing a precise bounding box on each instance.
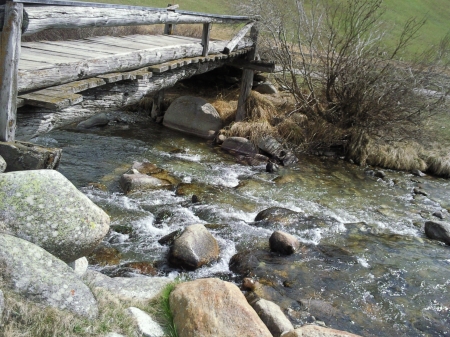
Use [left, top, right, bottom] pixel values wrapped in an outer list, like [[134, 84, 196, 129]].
[[16, 33, 252, 109]]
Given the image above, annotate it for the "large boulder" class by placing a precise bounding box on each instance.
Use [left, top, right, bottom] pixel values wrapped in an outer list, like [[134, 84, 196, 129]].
[[169, 224, 219, 270], [425, 220, 450, 245], [0, 234, 98, 318], [163, 96, 222, 139], [84, 270, 171, 302], [251, 298, 294, 337], [222, 137, 258, 156], [0, 154, 6, 173], [0, 170, 110, 263], [283, 325, 363, 337], [0, 141, 62, 172], [269, 230, 300, 255], [169, 278, 272, 337]]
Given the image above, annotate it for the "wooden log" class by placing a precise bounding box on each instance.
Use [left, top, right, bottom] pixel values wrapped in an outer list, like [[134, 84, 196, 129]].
[[201, 23, 211, 56], [236, 26, 259, 121], [223, 22, 254, 55], [18, 38, 254, 93], [231, 59, 276, 72], [0, 5, 253, 36], [0, 1, 22, 142]]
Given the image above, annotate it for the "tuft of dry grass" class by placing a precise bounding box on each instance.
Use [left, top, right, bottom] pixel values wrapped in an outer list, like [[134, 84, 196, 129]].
[[421, 146, 450, 177], [244, 91, 279, 123], [211, 100, 237, 125]]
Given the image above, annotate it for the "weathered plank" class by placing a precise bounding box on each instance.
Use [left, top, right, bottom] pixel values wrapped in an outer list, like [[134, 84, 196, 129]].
[[18, 91, 83, 110], [0, 1, 22, 141], [0, 5, 253, 36], [54, 78, 107, 93], [21, 47, 87, 63], [19, 58, 50, 70], [232, 59, 276, 72], [236, 26, 259, 121], [18, 38, 253, 92], [22, 41, 112, 58], [40, 40, 119, 55], [223, 22, 255, 54]]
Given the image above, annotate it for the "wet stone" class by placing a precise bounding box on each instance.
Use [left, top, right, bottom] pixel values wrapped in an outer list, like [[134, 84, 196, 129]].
[[87, 245, 121, 266], [269, 230, 300, 255], [425, 220, 450, 245]]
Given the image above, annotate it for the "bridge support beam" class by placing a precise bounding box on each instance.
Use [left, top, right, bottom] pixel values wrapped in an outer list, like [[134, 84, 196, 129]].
[[236, 25, 258, 122], [0, 0, 22, 142]]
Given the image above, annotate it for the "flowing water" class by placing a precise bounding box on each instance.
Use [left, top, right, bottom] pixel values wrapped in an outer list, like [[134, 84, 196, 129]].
[[33, 119, 450, 336]]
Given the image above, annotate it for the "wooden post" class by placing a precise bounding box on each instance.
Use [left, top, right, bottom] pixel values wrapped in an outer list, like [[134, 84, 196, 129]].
[[0, 0, 23, 142], [164, 4, 175, 35], [151, 89, 165, 120], [235, 25, 258, 122], [201, 23, 211, 56]]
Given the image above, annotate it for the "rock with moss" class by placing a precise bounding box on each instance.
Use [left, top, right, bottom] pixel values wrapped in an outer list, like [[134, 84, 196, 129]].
[[0, 155, 6, 173], [0, 170, 110, 263], [0, 234, 98, 318], [163, 96, 223, 139], [169, 224, 219, 270], [170, 278, 272, 337], [0, 141, 61, 172]]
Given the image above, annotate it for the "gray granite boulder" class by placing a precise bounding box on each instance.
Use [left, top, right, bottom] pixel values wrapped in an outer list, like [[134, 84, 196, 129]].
[[0, 170, 110, 263], [127, 307, 165, 337], [169, 224, 219, 270], [425, 220, 450, 245], [120, 172, 171, 194], [0, 234, 98, 318], [84, 270, 170, 302], [251, 298, 294, 337], [269, 230, 300, 255], [0, 141, 62, 172], [170, 278, 272, 337], [0, 155, 6, 173], [163, 96, 222, 139], [222, 137, 259, 156]]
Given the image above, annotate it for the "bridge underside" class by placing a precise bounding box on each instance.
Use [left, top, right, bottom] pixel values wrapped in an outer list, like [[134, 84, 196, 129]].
[[17, 33, 253, 110]]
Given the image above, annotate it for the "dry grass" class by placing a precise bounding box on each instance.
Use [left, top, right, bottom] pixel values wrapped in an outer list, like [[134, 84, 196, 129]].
[[211, 100, 237, 125], [421, 147, 450, 178]]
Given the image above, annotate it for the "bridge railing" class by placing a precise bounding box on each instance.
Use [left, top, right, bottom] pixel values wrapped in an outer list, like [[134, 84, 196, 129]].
[[0, 0, 259, 141]]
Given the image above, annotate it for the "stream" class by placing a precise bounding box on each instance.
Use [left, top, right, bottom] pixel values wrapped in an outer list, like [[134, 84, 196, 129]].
[[32, 118, 450, 337]]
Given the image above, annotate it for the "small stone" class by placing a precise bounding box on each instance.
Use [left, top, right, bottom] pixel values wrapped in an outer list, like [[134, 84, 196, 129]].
[[68, 257, 89, 277], [127, 307, 165, 337], [0, 155, 6, 173], [243, 278, 258, 291], [217, 134, 227, 144], [158, 229, 183, 246], [251, 298, 294, 337], [192, 195, 200, 203], [269, 231, 300, 255], [412, 169, 426, 177], [364, 170, 375, 176], [433, 211, 445, 220], [374, 170, 386, 179], [266, 161, 279, 173], [425, 220, 450, 245], [413, 187, 428, 196]]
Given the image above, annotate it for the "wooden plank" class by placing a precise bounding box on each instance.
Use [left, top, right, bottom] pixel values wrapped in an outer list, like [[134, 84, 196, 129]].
[[224, 22, 255, 54], [97, 73, 125, 83], [19, 58, 50, 70], [21, 41, 111, 59], [21, 47, 87, 63], [232, 59, 276, 72], [53, 78, 107, 93], [18, 91, 83, 110], [121, 34, 193, 46], [85, 36, 161, 50], [40, 40, 118, 55], [0, 1, 22, 141], [148, 64, 170, 73], [202, 23, 211, 56], [236, 26, 259, 121], [10, 6, 253, 36], [16, 98, 24, 108]]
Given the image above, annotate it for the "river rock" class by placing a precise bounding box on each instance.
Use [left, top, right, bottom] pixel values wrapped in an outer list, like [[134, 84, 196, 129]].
[[251, 298, 294, 337], [77, 113, 109, 129], [0, 170, 110, 263], [0, 234, 98, 318], [68, 256, 89, 277], [255, 207, 301, 225], [0, 155, 6, 173], [222, 137, 259, 156], [120, 172, 172, 194], [169, 224, 219, 270], [425, 220, 450, 245], [0, 141, 62, 172], [270, 231, 300, 255], [84, 270, 171, 302], [127, 307, 165, 337], [169, 278, 272, 337], [411, 169, 426, 177], [282, 325, 363, 337], [0, 289, 4, 318], [254, 81, 278, 95], [163, 96, 222, 139]]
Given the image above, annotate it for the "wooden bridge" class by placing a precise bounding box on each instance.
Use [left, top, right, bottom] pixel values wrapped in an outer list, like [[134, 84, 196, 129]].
[[0, 0, 267, 141]]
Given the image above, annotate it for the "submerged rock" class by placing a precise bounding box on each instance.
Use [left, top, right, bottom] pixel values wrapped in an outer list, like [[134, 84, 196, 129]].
[[0, 141, 61, 172], [255, 207, 300, 224], [169, 224, 219, 270], [425, 220, 450, 245], [163, 96, 222, 139], [77, 113, 109, 129], [87, 245, 121, 266], [411, 169, 426, 177], [120, 173, 171, 194], [251, 298, 294, 337], [0, 170, 110, 263], [269, 230, 300, 255], [0, 234, 98, 318], [283, 325, 363, 337], [169, 278, 272, 337], [222, 137, 259, 156]]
